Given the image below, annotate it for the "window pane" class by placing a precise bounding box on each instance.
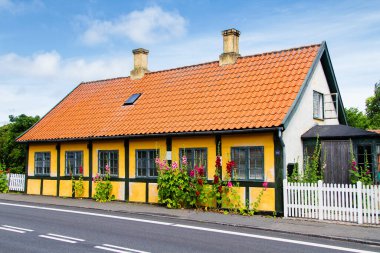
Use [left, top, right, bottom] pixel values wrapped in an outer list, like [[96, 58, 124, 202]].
[[249, 147, 264, 180]]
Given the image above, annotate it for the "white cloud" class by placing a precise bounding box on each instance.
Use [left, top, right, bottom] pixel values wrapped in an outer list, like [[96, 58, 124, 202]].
[[0, 51, 131, 123], [81, 6, 187, 45]]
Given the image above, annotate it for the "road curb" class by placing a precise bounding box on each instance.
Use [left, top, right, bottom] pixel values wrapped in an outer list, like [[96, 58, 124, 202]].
[[1, 197, 379, 247]]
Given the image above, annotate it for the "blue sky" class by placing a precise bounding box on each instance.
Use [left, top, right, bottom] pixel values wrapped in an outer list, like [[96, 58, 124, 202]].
[[0, 0, 379, 125]]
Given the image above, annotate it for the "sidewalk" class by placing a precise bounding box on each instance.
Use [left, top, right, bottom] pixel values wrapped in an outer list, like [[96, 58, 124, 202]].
[[0, 193, 379, 246]]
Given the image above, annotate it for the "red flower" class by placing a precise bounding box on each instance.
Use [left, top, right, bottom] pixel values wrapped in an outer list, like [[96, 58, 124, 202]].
[[190, 170, 195, 177], [79, 166, 83, 174], [213, 175, 219, 184], [226, 161, 235, 176], [196, 191, 200, 196], [215, 156, 221, 167], [262, 182, 268, 190], [218, 185, 223, 193], [366, 170, 371, 175], [197, 178, 203, 186]]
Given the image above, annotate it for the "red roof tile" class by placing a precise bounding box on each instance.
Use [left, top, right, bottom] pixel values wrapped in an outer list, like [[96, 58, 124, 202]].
[[18, 44, 321, 142]]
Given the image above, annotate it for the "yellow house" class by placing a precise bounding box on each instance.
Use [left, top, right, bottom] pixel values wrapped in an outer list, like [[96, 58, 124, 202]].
[[17, 28, 347, 214]]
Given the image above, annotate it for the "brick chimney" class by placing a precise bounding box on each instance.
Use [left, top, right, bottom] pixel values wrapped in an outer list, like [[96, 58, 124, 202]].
[[130, 48, 149, 80], [219, 28, 241, 66]]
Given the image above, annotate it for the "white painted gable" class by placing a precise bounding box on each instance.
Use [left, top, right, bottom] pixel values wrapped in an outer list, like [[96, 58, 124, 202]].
[[282, 60, 339, 170]]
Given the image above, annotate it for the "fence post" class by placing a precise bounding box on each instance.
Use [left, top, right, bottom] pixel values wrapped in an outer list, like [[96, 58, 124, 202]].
[[318, 180, 323, 221], [357, 181, 363, 225], [283, 179, 288, 218]]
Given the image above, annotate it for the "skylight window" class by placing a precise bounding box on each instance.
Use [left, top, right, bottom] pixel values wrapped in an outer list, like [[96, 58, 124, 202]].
[[123, 93, 141, 106]]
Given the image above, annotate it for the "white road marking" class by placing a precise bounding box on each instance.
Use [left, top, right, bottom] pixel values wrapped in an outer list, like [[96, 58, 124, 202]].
[[0, 202, 172, 226], [95, 244, 150, 253], [0, 226, 25, 233], [173, 224, 375, 253], [47, 233, 85, 242], [0, 202, 377, 253], [38, 234, 77, 244], [2, 225, 34, 232]]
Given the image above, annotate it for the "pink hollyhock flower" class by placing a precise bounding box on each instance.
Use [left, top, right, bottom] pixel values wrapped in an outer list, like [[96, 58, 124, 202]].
[[196, 166, 204, 176], [262, 182, 268, 191], [155, 157, 160, 164], [105, 164, 110, 173], [190, 170, 195, 177], [353, 167, 357, 171], [227, 181, 233, 188], [182, 155, 187, 165], [172, 161, 178, 169], [352, 160, 356, 166], [366, 170, 371, 175]]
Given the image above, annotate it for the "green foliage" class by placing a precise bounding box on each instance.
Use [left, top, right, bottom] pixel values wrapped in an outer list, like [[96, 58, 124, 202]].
[[72, 174, 84, 198], [288, 162, 301, 183], [288, 138, 325, 183], [349, 143, 372, 185], [366, 82, 380, 129], [344, 81, 380, 130], [93, 168, 115, 202], [0, 114, 40, 172], [0, 163, 9, 193], [303, 138, 325, 183], [345, 107, 370, 130]]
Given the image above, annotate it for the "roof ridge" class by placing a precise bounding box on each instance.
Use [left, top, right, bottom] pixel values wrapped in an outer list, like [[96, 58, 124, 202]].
[[80, 42, 322, 85]]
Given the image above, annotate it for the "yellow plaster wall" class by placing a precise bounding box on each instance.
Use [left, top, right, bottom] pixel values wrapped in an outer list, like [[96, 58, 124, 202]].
[[59, 180, 72, 197], [172, 135, 216, 180], [92, 140, 125, 178], [28, 143, 58, 176], [221, 133, 275, 182], [42, 180, 57, 196], [129, 182, 146, 202], [111, 181, 125, 200], [60, 142, 89, 177], [129, 138, 166, 179], [27, 179, 40, 195], [148, 183, 158, 203], [250, 187, 275, 211]]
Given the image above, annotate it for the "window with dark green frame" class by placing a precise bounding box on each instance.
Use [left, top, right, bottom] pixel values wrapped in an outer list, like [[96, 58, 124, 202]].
[[179, 148, 207, 173], [357, 145, 373, 172], [231, 147, 264, 180], [98, 150, 118, 176], [34, 152, 51, 176], [136, 150, 159, 178], [65, 151, 83, 175]]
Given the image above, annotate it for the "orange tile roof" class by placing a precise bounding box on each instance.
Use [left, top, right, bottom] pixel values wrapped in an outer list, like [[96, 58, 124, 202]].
[[18, 44, 321, 142]]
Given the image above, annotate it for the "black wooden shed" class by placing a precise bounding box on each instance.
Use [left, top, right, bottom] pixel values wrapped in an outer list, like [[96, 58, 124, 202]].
[[301, 125, 380, 184]]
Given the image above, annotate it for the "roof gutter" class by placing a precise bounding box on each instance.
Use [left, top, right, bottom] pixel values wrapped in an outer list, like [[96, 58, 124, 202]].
[[18, 126, 283, 143]]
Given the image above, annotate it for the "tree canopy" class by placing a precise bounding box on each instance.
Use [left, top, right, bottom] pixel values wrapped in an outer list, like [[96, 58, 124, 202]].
[[345, 81, 380, 130], [0, 114, 40, 173]]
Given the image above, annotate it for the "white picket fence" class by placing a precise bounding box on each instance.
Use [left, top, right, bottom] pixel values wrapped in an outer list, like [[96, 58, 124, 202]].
[[6, 173, 25, 192], [283, 179, 380, 224]]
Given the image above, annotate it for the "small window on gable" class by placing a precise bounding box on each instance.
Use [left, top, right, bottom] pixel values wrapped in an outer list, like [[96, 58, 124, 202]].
[[313, 91, 324, 120], [123, 93, 141, 105]]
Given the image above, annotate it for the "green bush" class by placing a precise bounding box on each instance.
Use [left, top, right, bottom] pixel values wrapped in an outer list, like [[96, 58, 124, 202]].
[[93, 165, 115, 202]]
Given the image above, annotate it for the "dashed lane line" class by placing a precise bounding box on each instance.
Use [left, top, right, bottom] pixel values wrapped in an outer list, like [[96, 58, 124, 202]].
[[38, 233, 85, 244], [94, 244, 150, 253], [2, 225, 34, 232]]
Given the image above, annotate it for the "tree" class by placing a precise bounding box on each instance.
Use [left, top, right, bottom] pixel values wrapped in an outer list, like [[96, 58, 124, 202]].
[[345, 81, 380, 130], [345, 107, 370, 130], [0, 114, 40, 173], [366, 81, 380, 129]]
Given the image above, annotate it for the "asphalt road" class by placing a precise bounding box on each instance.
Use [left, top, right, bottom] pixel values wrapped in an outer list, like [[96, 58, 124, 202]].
[[0, 200, 379, 253]]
